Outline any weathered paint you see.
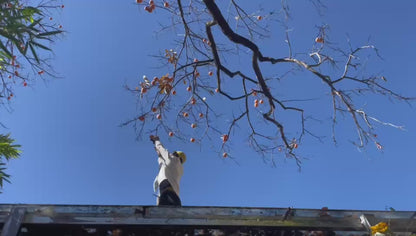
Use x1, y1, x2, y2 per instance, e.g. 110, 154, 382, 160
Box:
0, 204, 415, 234
1, 208, 25, 236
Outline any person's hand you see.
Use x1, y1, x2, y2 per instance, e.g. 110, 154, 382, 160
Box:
150, 135, 160, 143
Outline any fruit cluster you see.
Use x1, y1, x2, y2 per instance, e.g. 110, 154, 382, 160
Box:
137, 0, 170, 12
165, 49, 178, 64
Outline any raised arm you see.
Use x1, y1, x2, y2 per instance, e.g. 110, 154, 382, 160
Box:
150, 135, 168, 163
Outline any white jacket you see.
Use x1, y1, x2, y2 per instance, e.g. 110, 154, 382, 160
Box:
153, 140, 183, 197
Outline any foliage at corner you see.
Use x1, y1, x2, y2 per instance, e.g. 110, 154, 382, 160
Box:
0, 133, 20, 190
125, 0, 413, 167
0, 0, 64, 103
0, 0, 63, 191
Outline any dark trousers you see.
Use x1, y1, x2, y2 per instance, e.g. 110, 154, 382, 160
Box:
158, 180, 182, 206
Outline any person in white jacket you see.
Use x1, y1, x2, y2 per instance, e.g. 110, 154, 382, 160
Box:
150, 135, 186, 206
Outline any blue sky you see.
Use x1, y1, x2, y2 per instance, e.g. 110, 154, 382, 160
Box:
1, 1, 415, 211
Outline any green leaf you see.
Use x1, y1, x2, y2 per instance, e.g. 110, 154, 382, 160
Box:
0, 41, 12, 59
21, 7, 41, 22
0, 166, 11, 188
0, 133, 21, 161
29, 43, 39, 63
29, 18, 42, 28
0, 134, 21, 191
37, 30, 63, 37
30, 41, 51, 51
22, 41, 29, 55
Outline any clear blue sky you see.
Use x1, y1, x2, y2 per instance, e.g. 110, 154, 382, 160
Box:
1, 1, 415, 211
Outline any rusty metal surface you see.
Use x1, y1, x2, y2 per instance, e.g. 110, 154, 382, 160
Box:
0, 204, 415, 234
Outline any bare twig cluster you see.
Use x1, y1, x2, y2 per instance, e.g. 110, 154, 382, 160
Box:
125, 0, 413, 166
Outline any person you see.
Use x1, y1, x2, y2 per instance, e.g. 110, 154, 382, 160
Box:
150, 135, 186, 206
